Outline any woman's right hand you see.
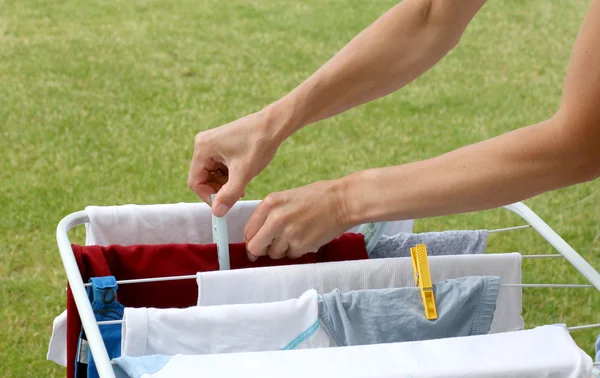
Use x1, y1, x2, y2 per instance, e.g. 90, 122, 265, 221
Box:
188, 109, 284, 217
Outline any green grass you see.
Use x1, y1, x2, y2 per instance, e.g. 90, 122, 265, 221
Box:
1, 0, 599, 376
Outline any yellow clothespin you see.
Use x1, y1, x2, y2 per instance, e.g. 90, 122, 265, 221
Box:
410, 244, 438, 320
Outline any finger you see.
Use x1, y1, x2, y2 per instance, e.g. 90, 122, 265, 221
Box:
265, 236, 289, 260
188, 165, 212, 203
246, 217, 280, 258
287, 244, 313, 259
189, 158, 227, 203
201, 170, 243, 207
246, 251, 258, 262
243, 200, 271, 242
192, 172, 229, 206
195, 184, 217, 205
213, 165, 249, 217
188, 154, 222, 203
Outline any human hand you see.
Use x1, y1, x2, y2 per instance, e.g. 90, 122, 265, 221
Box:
188, 110, 283, 216
244, 179, 353, 260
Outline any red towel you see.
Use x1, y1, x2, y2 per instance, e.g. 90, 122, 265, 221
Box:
66, 233, 367, 377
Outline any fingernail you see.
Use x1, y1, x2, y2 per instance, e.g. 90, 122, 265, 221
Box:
215, 204, 229, 217
247, 251, 258, 262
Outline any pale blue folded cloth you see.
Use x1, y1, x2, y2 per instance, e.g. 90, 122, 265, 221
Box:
319, 276, 500, 346
596, 332, 600, 362
369, 230, 488, 259
113, 355, 172, 378
594, 332, 600, 377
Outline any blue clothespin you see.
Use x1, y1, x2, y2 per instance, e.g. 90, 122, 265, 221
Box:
211, 194, 230, 270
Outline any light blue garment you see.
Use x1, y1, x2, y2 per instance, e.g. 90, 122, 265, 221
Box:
319, 276, 499, 347
596, 332, 600, 362
357, 222, 388, 254
584, 326, 599, 377
113, 355, 173, 378
369, 230, 488, 259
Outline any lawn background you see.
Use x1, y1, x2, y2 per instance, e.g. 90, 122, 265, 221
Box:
1, 0, 599, 376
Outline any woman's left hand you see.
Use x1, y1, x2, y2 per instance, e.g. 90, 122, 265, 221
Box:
244, 179, 352, 260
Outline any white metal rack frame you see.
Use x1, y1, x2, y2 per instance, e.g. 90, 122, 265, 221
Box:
56, 201, 600, 378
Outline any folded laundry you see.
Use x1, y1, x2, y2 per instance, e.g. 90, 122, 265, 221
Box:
369, 230, 488, 259
319, 276, 499, 346
120, 289, 329, 357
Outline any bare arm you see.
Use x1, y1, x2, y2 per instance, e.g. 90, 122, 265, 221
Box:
340, 0, 600, 225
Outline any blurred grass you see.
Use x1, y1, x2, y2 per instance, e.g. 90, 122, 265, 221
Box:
0, 0, 598, 376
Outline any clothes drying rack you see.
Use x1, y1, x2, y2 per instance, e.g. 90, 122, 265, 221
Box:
56, 201, 600, 378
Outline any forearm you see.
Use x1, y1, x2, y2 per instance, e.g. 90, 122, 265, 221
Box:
340, 117, 598, 224
264, 0, 485, 142
340, 0, 600, 225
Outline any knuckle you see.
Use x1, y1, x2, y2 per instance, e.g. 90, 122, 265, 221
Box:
193, 133, 203, 146
282, 225, 295, 240
267, 192, 284, 206
194, 131, 213, 149
262, 193, 276, 208
270, 211, 286, 229
187, 178, 196, 190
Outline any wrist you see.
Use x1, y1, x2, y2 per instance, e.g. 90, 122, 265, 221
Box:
338, 168, 406, 227
334, 171, 372, 229
259, 95, 305, 145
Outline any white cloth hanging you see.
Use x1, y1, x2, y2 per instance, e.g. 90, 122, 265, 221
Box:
197, 253, 524, 334
47, 311, 68, 366
84, 201, 414, 246
84, 201, 260, 246
112, 325, 592, 378
121, 289, 330, 357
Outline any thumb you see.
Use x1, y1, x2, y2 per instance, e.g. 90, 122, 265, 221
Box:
212, 167, 248, 217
